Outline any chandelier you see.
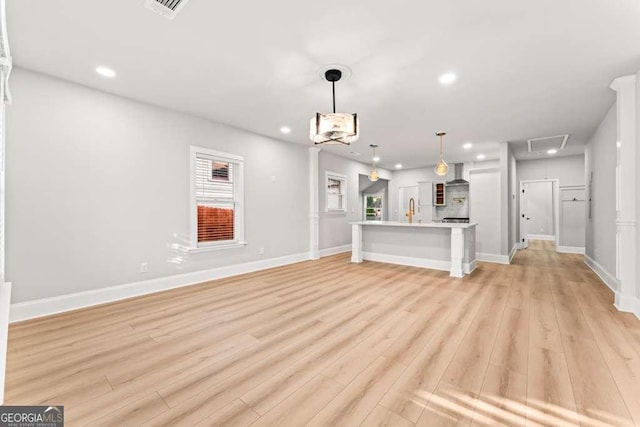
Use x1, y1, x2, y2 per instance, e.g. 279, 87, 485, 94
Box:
369, 144, 379, 181
310, 69, 359, 145
434, 131, 449, 176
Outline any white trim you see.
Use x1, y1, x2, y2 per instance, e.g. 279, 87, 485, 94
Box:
476, 252, 510, 265
187, 241, 248, 253
527, 234, 556, 241
325, 170, 348, 213
189, 145, 245, 251
0, 282, 10, 404
584, 254, 619, 294
10, 252, 311, 323
362, 251, 474, 275
309, 148, 320, 260
556, 246, 585, 254
509, 244, 519, 262
319, 244, 352, 257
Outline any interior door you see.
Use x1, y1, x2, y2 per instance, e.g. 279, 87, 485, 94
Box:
520, 183, 529, 249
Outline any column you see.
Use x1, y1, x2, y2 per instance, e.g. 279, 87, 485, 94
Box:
610, 75, 638, 313
309, 147, 320, 260
351, 224, 362, 263
450, 227, 464, 278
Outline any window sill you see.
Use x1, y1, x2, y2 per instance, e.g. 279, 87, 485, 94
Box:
325, 210, 347, 214
188, 241, 248, 253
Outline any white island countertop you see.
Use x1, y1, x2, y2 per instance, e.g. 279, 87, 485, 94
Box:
350, 220, 477, 229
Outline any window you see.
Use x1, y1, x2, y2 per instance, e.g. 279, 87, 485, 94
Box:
190, 146, 245, 251
325, 171, 347, 213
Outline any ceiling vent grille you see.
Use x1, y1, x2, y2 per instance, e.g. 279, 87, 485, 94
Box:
144, 0, 190, 20
527, 134, 569, 153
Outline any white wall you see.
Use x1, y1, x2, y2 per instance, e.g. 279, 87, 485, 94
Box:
388, 160, 499, 222
318, 150, 390, 250
6, 68, 310, 304
516, 154, 585, 247
585, 104, 617, 281
508, 147, 518, 253
469, 168, 502, 259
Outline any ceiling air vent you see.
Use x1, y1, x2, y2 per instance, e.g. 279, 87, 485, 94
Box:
144, 0, 190, 20
527, 134, 569, 153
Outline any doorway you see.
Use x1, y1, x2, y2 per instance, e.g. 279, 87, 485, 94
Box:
519, 180, 559, 249
363, 193, 384, 221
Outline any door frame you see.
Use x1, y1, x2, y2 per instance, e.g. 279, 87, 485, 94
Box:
519, 179, 560, 250
363, 192, 385, 221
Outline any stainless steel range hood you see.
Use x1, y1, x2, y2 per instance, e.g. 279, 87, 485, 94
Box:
446, 163, 469, 186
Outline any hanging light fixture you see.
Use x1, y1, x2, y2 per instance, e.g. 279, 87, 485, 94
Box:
369, 144, 379, 181
434, 131, 449, 176
310, 69, 359, 145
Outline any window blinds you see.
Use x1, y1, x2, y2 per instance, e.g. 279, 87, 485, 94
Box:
195, 155, 235, 243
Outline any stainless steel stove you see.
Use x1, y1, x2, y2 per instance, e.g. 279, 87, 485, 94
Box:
441, 217, 470, 223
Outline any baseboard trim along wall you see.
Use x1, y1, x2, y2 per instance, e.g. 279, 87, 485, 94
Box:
362, 252, 476, 275
0, 282, 11, 404
527, 234, 556, 241
557, 246, 585, 254
476, 252, 510, 265
509, 244, 520, 263
319, 244, 352, 257
614, 294, 640, 320
10, 252, 313, 323
584, 254, 619, 294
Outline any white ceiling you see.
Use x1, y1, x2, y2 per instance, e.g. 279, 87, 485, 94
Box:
7, 0, 640, 169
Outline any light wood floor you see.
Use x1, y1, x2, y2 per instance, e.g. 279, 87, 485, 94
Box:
7, 242, 640, 426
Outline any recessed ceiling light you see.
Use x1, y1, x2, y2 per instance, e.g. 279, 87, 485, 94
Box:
95, 66, 116, 78
547, 149, 557, 155
439, 73, 456, 85
395, 164, 403, 169
463, 142, 473, 149
476, 154, 486, 160
373, 156, 380, 162
616, 141, 621, 148
280, 126, 291, 134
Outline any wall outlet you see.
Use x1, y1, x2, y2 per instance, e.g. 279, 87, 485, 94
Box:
140, 262, 148, 273
259, 247, 265, 255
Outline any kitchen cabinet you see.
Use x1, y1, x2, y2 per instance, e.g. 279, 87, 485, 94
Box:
434, 182, 446, 206
417, 181, 433, 206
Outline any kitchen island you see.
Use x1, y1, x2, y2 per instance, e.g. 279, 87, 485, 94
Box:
350, 221, 477, 277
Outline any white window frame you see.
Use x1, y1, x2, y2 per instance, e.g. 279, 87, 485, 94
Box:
325, 171, 347, 213
189, 146, 246, 252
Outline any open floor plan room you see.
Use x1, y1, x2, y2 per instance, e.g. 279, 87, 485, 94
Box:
7, 246, 640, 426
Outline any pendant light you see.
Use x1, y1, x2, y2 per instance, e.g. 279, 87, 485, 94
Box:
434, 131, 449, 176
310, 69, 359, 145
369, 144, 379, 181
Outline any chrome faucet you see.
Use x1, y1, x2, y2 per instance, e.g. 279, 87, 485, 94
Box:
406, 197, 415, 224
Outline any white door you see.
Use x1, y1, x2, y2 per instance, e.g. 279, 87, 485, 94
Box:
520, 181, 555, 248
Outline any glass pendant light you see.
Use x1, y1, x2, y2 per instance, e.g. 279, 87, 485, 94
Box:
310, 69, 359, 145
369, 144, 379, 181
434, 131, 449, 176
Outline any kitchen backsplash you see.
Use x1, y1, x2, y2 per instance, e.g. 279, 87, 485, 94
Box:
436, 185, 469, 219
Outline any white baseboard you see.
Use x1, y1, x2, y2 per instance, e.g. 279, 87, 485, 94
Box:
527, 234, 556, 241
584, 254, 619, 294
0, 282, 11, 404
557, 246, 585, 254
509, 244, 519, 263
476, 252, 510, 265
319, 244, 352, 257
614, 293, 640, 320
362, 251, 475, 275
10, 252, 312, 323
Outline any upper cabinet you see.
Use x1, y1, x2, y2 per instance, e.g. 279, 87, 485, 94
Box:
418, 181, 433, 206
434, 182, 446, 206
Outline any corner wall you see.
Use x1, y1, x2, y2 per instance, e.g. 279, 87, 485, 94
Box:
7, 68, 310, 312
584, 104, 617, 286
